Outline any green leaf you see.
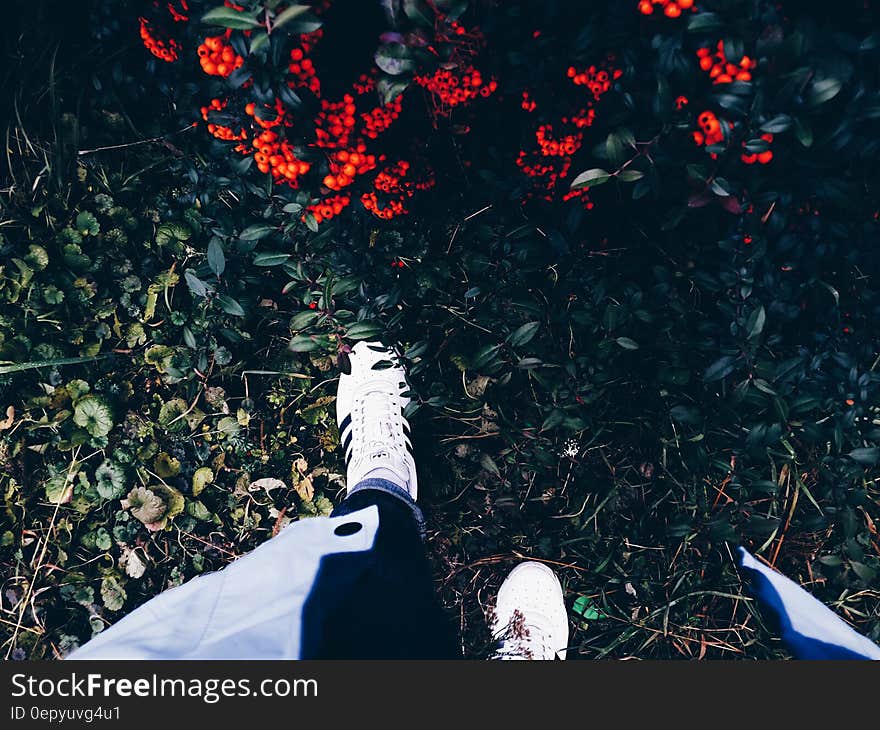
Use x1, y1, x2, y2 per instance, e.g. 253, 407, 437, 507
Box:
239, 223, 274, 241
95, 461, 126, 500
192, 467, 214, 497
403, 0, 434, 27
346, 321, 384, 340
760, 115, 792, 133
743, 138, 771, 154
158, 397, 188, 431
377, 76, 411, 105
471, 343, 503, 370
271, 5, 310, 30
746, 305, 766, 340
249, 31, 270, 54
375, 45, 416, 76
687, 12, 723, 32
848, 447, 879, 465
290, 310, 319, 331
572, 595, 605, 621
703, 355, 737, 382
507, 321, 541, 347
794, 117, 813, 147
217, 294, 246, 317
73, 395, 114, 438
201, 6, 261, 29
752, 379, 777, 396
615, 337, 640, 350
187, 500, 214, 522
290, 334, 321, 352
207, 238, 226, 277
541, 409, 565, 431
253, 252, 291, 266
155, 221, 192, 246
516, 357, 543, 369
808, 78, 842, 106
75, 211, 100, 236
605, 132, 625, 167
0, 355, 106, 375
185, 271, 210, 298
154, 452, 181, 479
100, 574, 126, 612
331, 276, 360, 295
570, 168, 610, 189
617, 169, 644, 183
849, 561, 877, 583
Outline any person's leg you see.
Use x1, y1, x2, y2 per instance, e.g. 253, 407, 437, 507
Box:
299, 342, 459, 658
299, 485, 458, 659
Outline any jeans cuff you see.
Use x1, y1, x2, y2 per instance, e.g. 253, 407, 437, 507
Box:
348, 478, 425, 537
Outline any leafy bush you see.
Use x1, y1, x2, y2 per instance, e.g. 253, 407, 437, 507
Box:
1, 0, 879, 659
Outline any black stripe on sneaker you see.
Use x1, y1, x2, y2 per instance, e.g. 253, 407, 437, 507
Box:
342, 431, 353, 460
339, 413, 352, 436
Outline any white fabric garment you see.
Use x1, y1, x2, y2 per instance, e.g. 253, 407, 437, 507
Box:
738, 547, 880, 659
67, 506, 380, 660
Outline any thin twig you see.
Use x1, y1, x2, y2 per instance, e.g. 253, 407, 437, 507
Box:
77, 123, 197, 156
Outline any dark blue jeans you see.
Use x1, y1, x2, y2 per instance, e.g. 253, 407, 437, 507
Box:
299, 485, 460, 659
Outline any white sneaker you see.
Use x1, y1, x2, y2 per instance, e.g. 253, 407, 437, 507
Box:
491, 562, 569, 660
336, 341, 417, 499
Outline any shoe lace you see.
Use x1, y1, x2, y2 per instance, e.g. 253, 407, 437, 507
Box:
354, 386, 401, 461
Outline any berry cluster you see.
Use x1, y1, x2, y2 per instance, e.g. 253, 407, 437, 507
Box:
353, 72, 377, 96
198, 35, 244, 77
535, 124, 582, 157
697, 42, 755, 84
166, 0, 189, 22
567, 65, 621, 101
200, 98, 248, 142
741, 133, 774, 165
169, 6, 470, 225
288, 47, 320, 95
304, 194, 352, 225
692, 110, 737, 159
139, 17, 181, 62
314, 95, 358, 149
517, 60, 618, 207
561, 187, 595, 210
322, 147, 379, 192
415, 67, 498, 119
433, 18, 486, 60
516, 150, 572, 200
360, 96, 403, 139
563, 108, 597, 129
252, 129, 311, 185
637, 0, 695, 17
244, 98, 292, 132
361, 161, 435, 220
692, 110, 728, 147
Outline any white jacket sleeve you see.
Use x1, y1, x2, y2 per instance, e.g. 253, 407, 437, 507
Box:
67, 505, 380, 660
